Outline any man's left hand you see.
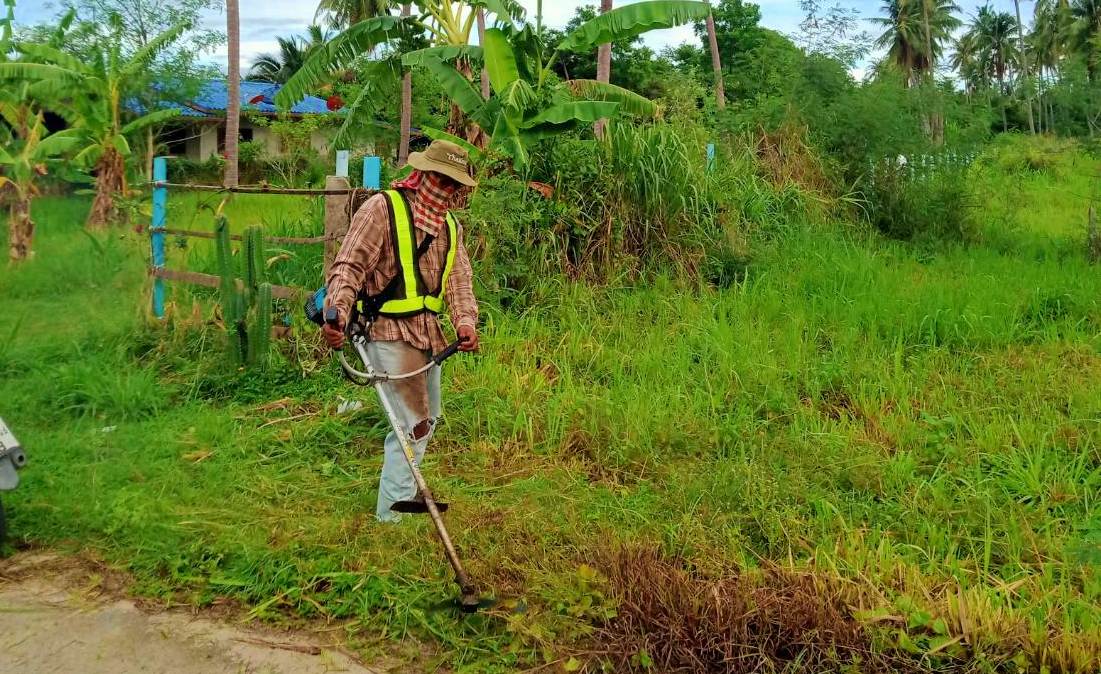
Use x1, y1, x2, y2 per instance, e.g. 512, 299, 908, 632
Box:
457, 324, 479, 352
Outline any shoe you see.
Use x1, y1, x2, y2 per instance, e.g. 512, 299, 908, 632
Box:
391, 492, 449, 514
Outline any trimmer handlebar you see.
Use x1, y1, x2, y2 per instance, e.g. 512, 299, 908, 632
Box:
325, 308, 467, 385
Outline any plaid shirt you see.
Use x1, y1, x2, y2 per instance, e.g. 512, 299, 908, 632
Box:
326, 191, 478, 353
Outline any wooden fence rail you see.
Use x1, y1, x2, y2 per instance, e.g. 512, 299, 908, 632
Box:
149, 154, 381, 318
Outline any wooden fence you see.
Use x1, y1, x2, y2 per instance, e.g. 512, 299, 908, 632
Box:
148, 152, 382, 318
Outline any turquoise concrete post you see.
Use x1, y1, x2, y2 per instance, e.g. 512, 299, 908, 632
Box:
151, 156, 167, 319
706, 143, 716, 173
363, 156, 381, 189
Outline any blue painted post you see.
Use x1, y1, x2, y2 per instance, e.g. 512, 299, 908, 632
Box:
363, 156, 381, 189
335, 150, 349, 178
706, 143, 716, 173
151, 156, 167, 319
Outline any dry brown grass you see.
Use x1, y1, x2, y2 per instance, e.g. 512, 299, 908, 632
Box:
589, 546, 913, 674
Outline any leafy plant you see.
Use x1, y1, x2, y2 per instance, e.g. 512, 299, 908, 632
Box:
0, 14, 187, 229
413, 1, 711, 169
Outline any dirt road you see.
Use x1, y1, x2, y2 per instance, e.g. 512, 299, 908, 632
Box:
0, 553, 384, 674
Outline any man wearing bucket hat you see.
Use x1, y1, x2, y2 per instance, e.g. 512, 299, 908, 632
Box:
323, 140, 479, 522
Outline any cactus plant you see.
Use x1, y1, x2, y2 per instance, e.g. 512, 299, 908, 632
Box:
214, 218, 273, 368
249, 282, 272, 365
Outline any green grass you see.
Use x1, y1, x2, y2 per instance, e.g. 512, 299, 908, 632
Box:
1, 137, 1100, 672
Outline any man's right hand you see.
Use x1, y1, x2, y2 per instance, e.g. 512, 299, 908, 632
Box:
323, 315, 346, 349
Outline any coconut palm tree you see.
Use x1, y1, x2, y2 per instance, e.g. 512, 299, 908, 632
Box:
226, 0, 240, 188
705, 0, 725, 110
1012, 0, 1036, 132
874, 0, 961, 85
249, 27, 331, 83
1031, 0, 1073, 129
959, 5, 1019, 129
316, 0, 393, 28
1072, 0, 1101, 79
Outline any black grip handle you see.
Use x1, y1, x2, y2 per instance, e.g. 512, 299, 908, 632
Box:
324, 308, 340, 327
432, 336, 469, 365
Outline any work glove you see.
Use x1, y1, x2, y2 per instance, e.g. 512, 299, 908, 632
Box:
323, 315, 346, 350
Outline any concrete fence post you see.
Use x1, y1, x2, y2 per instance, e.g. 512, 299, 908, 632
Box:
323, 175, 351, 276
363, 156, 381, 189
151, 156, 167, 319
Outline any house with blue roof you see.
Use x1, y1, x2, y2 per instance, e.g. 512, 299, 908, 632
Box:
156, 79, 345, 161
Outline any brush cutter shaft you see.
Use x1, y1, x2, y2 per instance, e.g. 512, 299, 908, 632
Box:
350, 340, 476, 597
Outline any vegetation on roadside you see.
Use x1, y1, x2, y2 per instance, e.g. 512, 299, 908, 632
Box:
3, 135, 1100, 673
3, 0, 1101, 672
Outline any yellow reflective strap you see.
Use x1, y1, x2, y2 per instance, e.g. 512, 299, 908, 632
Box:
428, 213, 459, 311
385, 190, 418, 302
380, 296, 426, 313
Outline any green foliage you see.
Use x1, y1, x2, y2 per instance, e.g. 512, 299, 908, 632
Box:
862, 159, 979, 241
4, 150, 1101, 670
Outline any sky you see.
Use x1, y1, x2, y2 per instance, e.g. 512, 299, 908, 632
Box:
13, 0, 1025, 77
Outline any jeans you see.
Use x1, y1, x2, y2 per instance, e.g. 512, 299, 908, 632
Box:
366, 340, 441, 522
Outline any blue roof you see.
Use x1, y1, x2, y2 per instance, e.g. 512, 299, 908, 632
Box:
155, 79, 337, 118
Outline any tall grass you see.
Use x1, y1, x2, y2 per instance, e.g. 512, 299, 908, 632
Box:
1, 136, 1100, 672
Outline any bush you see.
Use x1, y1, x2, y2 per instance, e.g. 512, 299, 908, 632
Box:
169, 155, 224, 184
982, 134, 1080, 177
862, 160, 978, 242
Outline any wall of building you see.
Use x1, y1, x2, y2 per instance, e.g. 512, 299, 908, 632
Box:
198, 125, 219, 161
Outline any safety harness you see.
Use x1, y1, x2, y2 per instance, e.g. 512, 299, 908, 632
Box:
306, 189, 458, 327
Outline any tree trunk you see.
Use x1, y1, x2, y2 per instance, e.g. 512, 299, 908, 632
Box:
398, 2, 412, 165
594, 0, 612, 139
477, 9, 490, 100
146, 127, 155, 180
706, 3, 725, 110
1013, 0, 1035, 134
224, 0, 241, 188
8, 196, 33, 263
87, 148, 126, 230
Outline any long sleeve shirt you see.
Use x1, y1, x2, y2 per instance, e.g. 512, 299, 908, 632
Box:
325, 192, 478, 353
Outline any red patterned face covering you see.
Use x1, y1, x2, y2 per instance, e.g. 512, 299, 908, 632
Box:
391, 170, 457, 235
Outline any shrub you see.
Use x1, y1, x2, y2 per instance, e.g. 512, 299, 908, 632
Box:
169, 155, 224, 184
862, 160, 978, 242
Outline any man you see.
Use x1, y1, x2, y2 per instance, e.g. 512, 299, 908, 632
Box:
323, 140, 479, 523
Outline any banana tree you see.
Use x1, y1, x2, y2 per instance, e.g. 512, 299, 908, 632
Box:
0, 17, 187, 229
0, 114, 80, 262
416, 0, 711, 169
276, 1, 525, 147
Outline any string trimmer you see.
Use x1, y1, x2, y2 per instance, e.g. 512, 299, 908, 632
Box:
309, 292, 488, 613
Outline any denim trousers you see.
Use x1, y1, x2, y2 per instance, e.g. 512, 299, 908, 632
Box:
366, 340, 441, 522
